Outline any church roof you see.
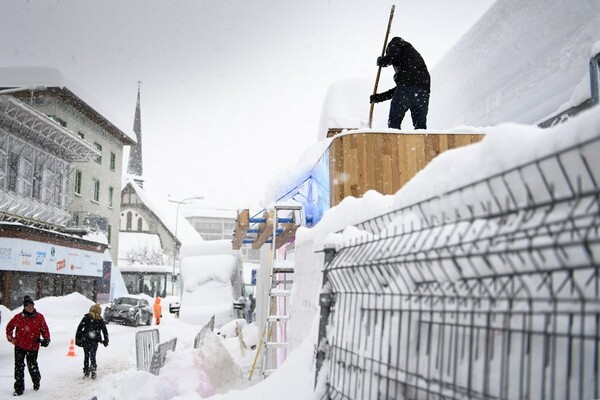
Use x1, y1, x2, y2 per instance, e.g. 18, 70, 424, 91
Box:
122, 179, 202, 245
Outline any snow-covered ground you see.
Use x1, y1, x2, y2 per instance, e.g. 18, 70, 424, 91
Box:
0, 293, 265, 400
2, 105, 599, 399
1, 0, 599, 398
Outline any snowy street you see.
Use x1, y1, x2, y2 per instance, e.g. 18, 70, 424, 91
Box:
0, 294, 270, 399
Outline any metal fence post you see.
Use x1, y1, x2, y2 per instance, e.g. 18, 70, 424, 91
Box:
590, 53, 600, 105
315, 245, 337, 389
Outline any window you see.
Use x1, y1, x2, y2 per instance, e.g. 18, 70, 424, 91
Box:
74, 170, 82, 195
126, 211, 132, 230
107, 224, 112, 244
48, 115, 67, 127
7, 152, 19, 192
195, 221, 223, 233
54, 172, 64, 207
92, 179, 100, 202
94, 142, 102, 164
110, 152, 116, 171
77, 132, 85, 140
137, 217, 143, 231
108, 186, 114, 208
32, 161, 43, 200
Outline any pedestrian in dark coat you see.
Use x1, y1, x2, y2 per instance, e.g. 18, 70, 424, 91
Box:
370, 37, 431, 130
75, 304, 109, 379
6, 295, 51, 396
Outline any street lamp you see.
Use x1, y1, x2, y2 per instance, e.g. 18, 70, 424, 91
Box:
169, 196, 204, 294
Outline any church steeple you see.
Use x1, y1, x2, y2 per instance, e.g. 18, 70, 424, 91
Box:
127, 81, 144, 187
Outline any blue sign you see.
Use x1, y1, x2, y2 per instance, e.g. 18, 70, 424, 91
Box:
251, 269, 257, 286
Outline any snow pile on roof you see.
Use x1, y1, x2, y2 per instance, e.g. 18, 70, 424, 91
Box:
81, 230, 109, 245
0, 66, 64, 88
428, 0, 600, 128
262, 137, 333, 205
317, 78, 392, 139
316, 0, 599, 138
0, 66, 135, 142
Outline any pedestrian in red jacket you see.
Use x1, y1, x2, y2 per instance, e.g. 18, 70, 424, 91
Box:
6, 295, 50, 396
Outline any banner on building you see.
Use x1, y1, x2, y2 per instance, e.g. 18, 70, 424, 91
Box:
0, 238, 104, 277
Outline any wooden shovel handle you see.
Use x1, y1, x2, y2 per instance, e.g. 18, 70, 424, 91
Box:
368, 5, 395, 128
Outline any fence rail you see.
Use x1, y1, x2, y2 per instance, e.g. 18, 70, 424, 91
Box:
194, 315, 215, 349
318, 130, 600, 399
136, 329, 159, 372
150, 337, 178, 375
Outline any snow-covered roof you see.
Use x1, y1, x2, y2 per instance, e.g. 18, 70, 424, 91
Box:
0, 66, 64, 87
317, 0, 600, 137
118, 262, 172, 274
317, 78, 392, 139
118, 231, 162, 260
125, 179, 202, 245
0, 66, 136, 144
428, 0, 600, 128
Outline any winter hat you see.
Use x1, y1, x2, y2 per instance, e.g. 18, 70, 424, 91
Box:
23, 295, 34, 307
89, 304, 102, 320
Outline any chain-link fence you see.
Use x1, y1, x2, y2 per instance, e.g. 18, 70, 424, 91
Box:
317, 131, 600, 399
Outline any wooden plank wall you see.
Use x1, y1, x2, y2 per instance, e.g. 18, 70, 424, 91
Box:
329, 132, 484, 207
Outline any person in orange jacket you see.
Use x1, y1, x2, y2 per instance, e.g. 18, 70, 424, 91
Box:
153, 297, 162, 325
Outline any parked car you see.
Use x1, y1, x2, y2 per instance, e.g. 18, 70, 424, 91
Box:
169, 301, 180, 317
104, 296, 152, 326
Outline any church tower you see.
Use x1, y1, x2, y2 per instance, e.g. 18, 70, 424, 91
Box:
127, 82, 144, 187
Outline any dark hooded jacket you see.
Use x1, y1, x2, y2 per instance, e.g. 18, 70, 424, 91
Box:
379, 37, 430, 90
75, 313, 108, 346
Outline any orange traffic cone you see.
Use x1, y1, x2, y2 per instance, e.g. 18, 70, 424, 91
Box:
66, 339, 77, 357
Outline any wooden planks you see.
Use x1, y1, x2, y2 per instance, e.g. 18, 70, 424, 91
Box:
232, 209, 250, 250
252, 210, 274, 250
328, 132, 484, 207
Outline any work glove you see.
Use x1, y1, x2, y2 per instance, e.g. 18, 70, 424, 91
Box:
370, 93, 387, 103
377, 56, 392, 68
37, 338, 50, 347
103, 340, 109, 347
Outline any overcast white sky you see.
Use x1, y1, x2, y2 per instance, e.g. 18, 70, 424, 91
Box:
0, 0, 495, 209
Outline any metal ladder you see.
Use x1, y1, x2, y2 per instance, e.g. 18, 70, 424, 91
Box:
260, 204, 302, 379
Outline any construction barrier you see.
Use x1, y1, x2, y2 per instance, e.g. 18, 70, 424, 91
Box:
135, 329, 159, 372
194, 315, 215, 349
149, 338, 178, 376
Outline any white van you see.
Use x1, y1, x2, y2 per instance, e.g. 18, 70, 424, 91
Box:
171, 240, 243, 327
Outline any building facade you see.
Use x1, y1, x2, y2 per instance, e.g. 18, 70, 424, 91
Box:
185, 209, 260, 263
0, 95, 111, 308
119, 181, 203, 296
7, 83, 135, 264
